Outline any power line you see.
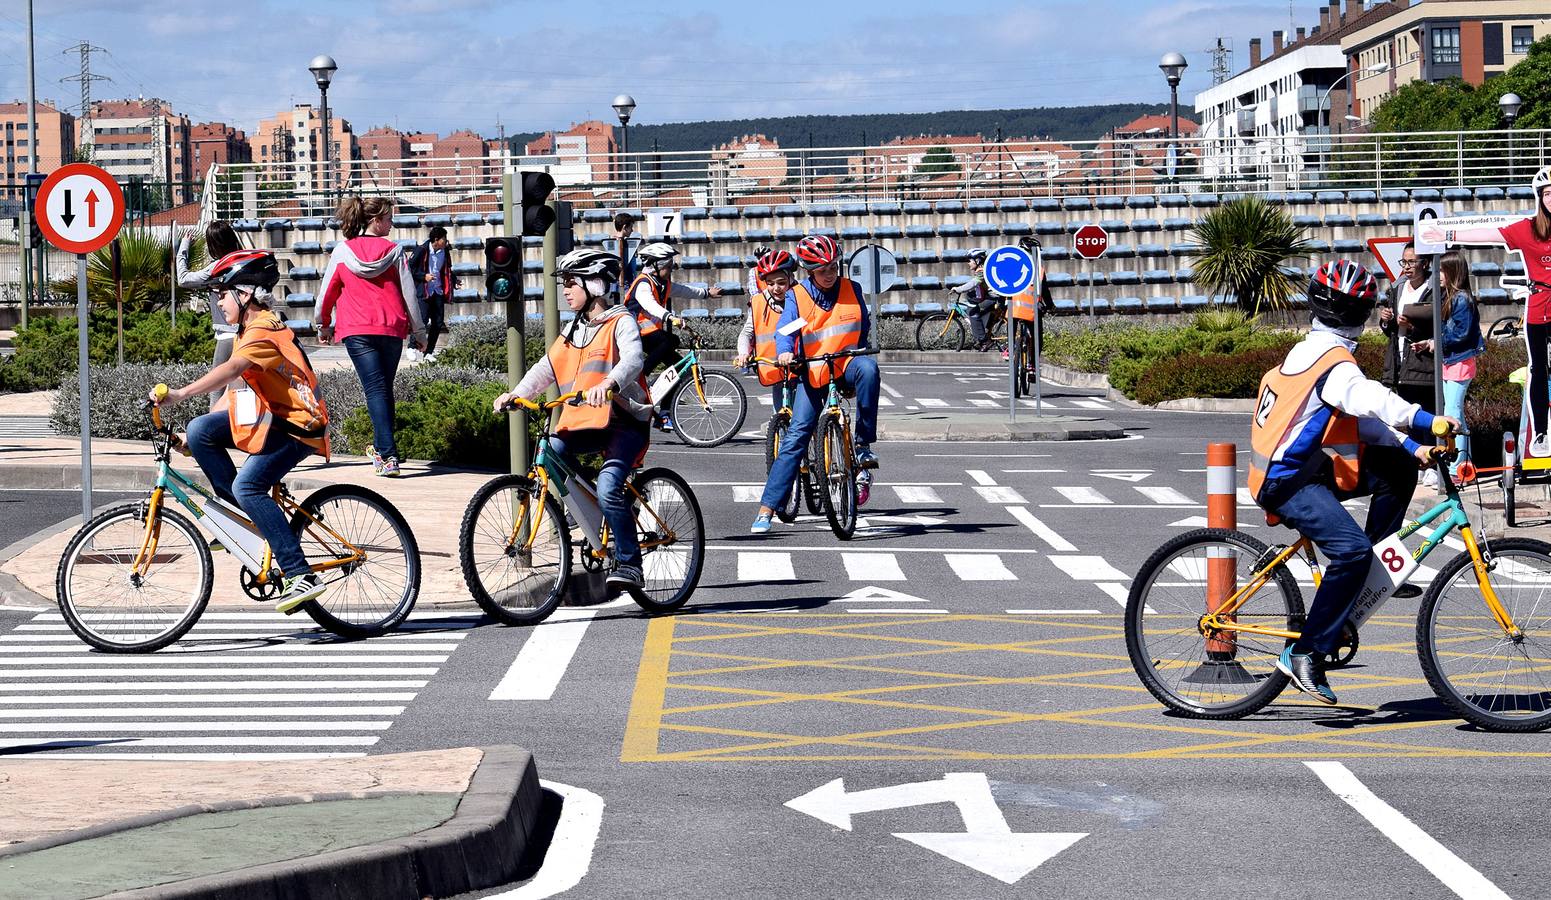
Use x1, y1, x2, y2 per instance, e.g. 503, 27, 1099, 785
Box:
60, 41, 110, 156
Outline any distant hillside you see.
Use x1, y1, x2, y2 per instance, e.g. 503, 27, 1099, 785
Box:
510, 103, 1178, 152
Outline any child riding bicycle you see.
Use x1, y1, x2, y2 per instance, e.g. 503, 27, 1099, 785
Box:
148, 250, 332, 614
1250, 260, 1458, 705
734, 249, 803, 411
950, 248, 1001, 352
492, 248, 654, 592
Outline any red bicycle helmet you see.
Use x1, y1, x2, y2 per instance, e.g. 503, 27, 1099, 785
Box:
208, 250, 279, 291
756, 249, 798, 278
1308, 259, 1378, 328
794, 234, 839, 269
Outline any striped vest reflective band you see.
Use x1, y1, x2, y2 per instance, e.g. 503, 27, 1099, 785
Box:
1248, 345, 1362, 504
793, 279, 863, 388
751, 293, 787, 386
229, 313, 330, 460
626, 273, 668, 337
1009, 288, 1038, 323
547, 316, 645, 434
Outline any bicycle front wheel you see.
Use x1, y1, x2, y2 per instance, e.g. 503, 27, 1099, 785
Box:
459, 474, 571, 626
1487, 315, 1523, 343
818, 416, 858, 540
56, 504, 213, 652
1125, 528, 1303, 719
1417, 538, 1551, 731
628, 467, 705, 613
915, 313, 965, 352
766, 414, 802, 524
672, 369, 747, 448
291, 484, 420, 639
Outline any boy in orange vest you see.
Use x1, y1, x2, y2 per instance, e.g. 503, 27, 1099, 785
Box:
150, 251, 331, 613
1250, 260, 1456, 704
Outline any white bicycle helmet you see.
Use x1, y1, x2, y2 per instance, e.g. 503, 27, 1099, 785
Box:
968, 248, 989, 265
635, 242, 680, 269
1534, 165, 1551, 194
555, 248, 621, 283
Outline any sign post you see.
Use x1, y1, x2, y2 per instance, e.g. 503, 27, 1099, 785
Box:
1073, 224, 1109, 322
846, 244, 901, 325
35, 164, 126, 521
984, 244, 1039, 423
1413, 202, 1447, 418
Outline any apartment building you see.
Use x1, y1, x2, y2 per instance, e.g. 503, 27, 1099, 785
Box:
253, 104, 356, 193
524, 121, 617, 185
0, 101, 75, 192
79, 98, 196, 204
189, 122, 250, 182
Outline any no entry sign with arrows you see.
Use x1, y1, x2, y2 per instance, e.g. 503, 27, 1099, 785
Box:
36, 163, 124, 255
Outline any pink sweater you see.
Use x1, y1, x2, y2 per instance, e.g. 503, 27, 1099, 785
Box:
318, 236, 426, 341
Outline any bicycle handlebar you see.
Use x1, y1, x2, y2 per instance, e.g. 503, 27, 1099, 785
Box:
503, 389, 609, 412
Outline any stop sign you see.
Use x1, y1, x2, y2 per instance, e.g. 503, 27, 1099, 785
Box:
1074, 224, 1109, 260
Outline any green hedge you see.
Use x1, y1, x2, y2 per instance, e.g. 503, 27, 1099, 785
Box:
51, 362, 213, 440
0, 310, 215, 394
342, 379, 510, 470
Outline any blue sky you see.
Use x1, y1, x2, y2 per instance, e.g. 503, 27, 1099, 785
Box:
3, 1, 1303, 137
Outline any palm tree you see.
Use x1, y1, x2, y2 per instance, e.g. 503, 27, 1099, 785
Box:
49, 226, 205, 313
1190, 197, 1314, 318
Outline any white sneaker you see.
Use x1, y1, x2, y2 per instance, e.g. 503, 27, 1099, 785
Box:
1422, 468, 1441, 490
1532, 433, 1551, 457
406, 348, 424, 362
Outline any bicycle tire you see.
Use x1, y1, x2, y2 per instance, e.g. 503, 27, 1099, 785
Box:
1125, 528, 1303, 719
1504, 445, 1517, 529
817, 416, 858, 540
1012, 322, 1033, 398
766, 414, 802, 524
290, 484, 420, 639
56, 504, 213, 653
627, 467, 705, 613
915, 313, 965, 352
671, 369, 747, 448
1487, 315, 1523, 343
1416, 538, 1551, 731
458, 474, 571, 626
803, 429, 825, 515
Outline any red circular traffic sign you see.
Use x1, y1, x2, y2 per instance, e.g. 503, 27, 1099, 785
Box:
1073, 225, 1110, 260
35, 163, 125, 255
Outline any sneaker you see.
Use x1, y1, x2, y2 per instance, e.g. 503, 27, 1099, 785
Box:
1533, 433, 1551, 457
1001, 349, 1010, 362
857, 471, 873, 507
855, 446, 879, 470
654, 414, 675, 433
366, 445, 384, 476
750, 512, 773, 534
1276, 647, 1337, 705
379, 456, 401, 478
606, 565, 644, 590
424, 352, 438, 364
275, 573, 326, 615
1421, 468, 1441, 490
1393, 584, 1423, 599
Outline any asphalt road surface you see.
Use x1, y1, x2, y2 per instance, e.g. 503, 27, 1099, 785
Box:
3, 366, 1545, 899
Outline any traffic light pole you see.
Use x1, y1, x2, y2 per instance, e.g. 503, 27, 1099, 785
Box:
542, 199, 560, 399
501, 172, 528, 475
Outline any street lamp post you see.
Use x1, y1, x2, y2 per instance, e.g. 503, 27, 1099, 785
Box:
1318, 62, 1388, 186
612, 94, 636, 201
1501, 92, 1523, 181
309, 55, 338, 205
1159, 53, 1187, 189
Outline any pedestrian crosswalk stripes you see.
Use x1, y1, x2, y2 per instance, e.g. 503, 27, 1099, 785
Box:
842, 552, 906, 581
945, 553, 1015, 580
1134, 486, 1193, 505
0, 416, 56, 438
1054, 486, 1107, 504
891, 485, 943, 504
738, 551, 796, 582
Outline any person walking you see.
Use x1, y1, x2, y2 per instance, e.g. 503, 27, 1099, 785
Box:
1408, 250, 1485, 484
317, 196, 427, 478
1375, 242, 1436, 412
176, 221, 244, 404
409, 226, 452, 359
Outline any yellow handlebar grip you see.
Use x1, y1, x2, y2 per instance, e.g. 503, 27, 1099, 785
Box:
1432, 418, 1451, 437
153, 383, 169, 401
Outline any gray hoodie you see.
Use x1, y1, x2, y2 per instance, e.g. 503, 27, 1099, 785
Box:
513, 304, 651, 422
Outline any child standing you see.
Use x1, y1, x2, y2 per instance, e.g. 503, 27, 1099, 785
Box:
1408, 250, 1485, 482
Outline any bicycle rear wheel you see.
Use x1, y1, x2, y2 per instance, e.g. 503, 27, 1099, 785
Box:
55, 504, 213, 652
817, 416, 858, 540
1487, 315, 1523, 343
766, 414, 802, 524
628, 467, 705, 613
1417, 538, 1551, 731
916, 313, 965, 351
290, 484, 420, 639
459, 474, 571, 626
1125, 528, 1303, 719
672, 369, 747, 448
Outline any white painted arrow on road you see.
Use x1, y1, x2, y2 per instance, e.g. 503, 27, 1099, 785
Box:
1092, 471, 1150, 482
786, 773, 1087, 884
856, 514, 948, 529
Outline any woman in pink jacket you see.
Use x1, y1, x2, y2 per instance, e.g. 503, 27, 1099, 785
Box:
317, 196, 427, 477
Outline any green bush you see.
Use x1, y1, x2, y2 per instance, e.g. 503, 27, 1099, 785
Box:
342, 379, 510, 470
2, 310, 215, 394
51, 362, 211, 440
1132, 347, 1289, 405
317, 364, 506, 456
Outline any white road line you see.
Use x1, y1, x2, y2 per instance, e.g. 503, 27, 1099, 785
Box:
1236, 487, 1254, 505
732, 485, 764, 502
0, 635, 461, 645
1005, 609, 1102, 615
1002, 469, 1067, 473
1096, 583, 1132, 607
1305, 761, 1512, 900
0, 721, 393, 732
489, 610, 597, 701
1070, 399, 1110, 410
0, 643, 463, 653
881, 382, 904, 398
1006, 506, 1077, 552
878, 396, 895, 407
974, 486, 1027, 504
947, 554, 1016, 580
968, 398, 998, 408
739, 551, 796, 582
1136, 486, 1193, 505
1039, 504, 1208, 510
842, 553, 906, 581
1049, 556, 1130, 581
707, 544, 1043, 555
0, 752, 368, 761
1054, 486, 1110, 505
3, 667, 441, 677
919, 398, 948, 408
0, 654, 448, 665
967, 469, 998, 486
0, 693, 417, 704
0, 706, 406, 718
486, 780, 604, 900
0, 737, 379, 748
892, 485, 944, 504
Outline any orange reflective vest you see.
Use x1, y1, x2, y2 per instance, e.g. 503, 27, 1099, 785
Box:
793, 279, 864, 388
547, 315, 650, 434
751, 292, 787, 387
1248, 346, 1362, 504
1009, 288, 1038, 323
626, 273, 668, 337
228, 313, 329, 459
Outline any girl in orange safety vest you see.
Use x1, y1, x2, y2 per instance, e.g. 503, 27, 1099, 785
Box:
493, 248, 654, 592
150, 250, 332, 615
734, 249, 803, 410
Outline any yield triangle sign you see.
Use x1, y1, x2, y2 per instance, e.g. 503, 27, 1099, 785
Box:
1168, 516, 1209, 527
841, 586, 929, 603
1093, 472, 1149, 483
893, 832, 1087, 884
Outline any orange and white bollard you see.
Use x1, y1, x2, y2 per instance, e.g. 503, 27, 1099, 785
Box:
1206, 442, 1238, 657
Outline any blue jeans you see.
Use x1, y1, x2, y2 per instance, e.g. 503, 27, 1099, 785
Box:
1265, 444, 1417, 657
759, 356, 880, 510
185, 412, 316, 580
1443, 378, 1471, 470
344, 334, 403, 460
549, 420, 649, 570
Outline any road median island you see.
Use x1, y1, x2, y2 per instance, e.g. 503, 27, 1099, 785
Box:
0, 746, 543, 900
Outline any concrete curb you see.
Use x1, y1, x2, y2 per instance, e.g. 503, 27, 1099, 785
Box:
1041, 361, 1254, 412
0, 496, 162, 611
0, 746, 544, 900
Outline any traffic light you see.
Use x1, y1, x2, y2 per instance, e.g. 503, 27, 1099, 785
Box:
484, 237, 522, 307
518, 170, 555, 236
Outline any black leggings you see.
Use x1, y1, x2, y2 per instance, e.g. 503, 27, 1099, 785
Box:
641, 330, 683, 375
1530, 322, 1550, 437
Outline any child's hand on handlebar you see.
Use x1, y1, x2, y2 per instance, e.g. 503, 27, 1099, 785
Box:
776, 352, 796, 368
492, 391, 518, 414
583, 384, 611, 407
1432, 416, 1462, 437
148, 384, 180, 407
